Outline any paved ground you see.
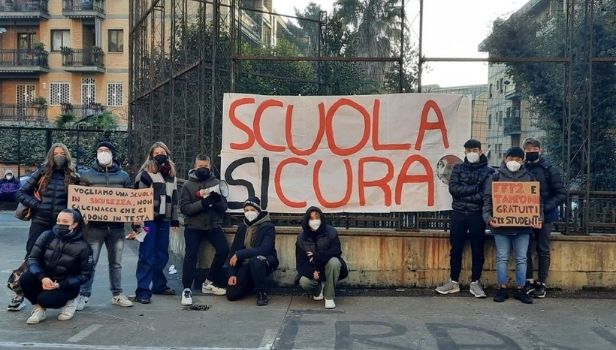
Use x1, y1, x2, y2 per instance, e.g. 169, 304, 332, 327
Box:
1, 211, 616, 349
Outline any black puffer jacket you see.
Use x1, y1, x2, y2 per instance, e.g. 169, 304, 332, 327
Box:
525, 157, 566, 222
180, 169, 227, 230
228, 212, 278, 276
449, 154, 495, 213
80, 160, 132, 229
27, 226, 93, 289
296, 207, 348, 281
17, 167, 79, 226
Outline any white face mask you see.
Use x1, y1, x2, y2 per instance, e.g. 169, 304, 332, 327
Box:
244, 211, 259, 222
506, 160, 522, 172
309, 219, 321, 231
97, 151, 113, 166
5, 175, 13, 180
466, 152, 480, 163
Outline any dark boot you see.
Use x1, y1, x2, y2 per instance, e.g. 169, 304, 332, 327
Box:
256, 292, 269, 306
514, 289, 533, 304
493, 288, 509, 302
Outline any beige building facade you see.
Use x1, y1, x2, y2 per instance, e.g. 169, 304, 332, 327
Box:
0, 0, 128, 126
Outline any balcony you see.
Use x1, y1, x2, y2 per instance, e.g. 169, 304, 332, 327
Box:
0, 103, 47, 124
61, 47, 105, 73
0, 49, 49, 75
0, 0, 48, 23
61, 102, 105, 119
62, 0, 104, 19
503, 117, 521, 135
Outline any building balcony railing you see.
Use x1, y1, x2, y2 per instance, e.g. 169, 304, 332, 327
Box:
60, 47, 105, 73
61, 102, 105, 118
0, 49, 49, 73
0, 103, 47, 124
62, 0, 104, 19
503, 116, 522, 135
0, 0, 48, 22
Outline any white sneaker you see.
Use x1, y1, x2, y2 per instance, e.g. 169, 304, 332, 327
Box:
313, 283, 324, 301
181, 288, 193, 306
75, 295, 89, 311
112, 294, 134, 307
325, 299, 336, 309
202, 280, 226, 296
26, 305, 46, 324
57, 299, 76, 321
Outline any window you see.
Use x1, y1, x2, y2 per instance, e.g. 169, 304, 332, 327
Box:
107, 83, 123, 106
51, 30, 70, 51
108, 29, 124, 53
16, 85, 36, 106
81, 78, 96, 105
18, 33, 36, 49
50, 83, 71, 106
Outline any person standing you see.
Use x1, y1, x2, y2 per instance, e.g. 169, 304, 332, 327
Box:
483, 147, 541, 304
179, 154, 229, 306
296, 206, 348, 309
20, 209, 93, 324
0, 169, 20, 201
11, 143, 79, 311
226, 197, 278, 306
523, 138, 566, 298
133, 141, 179, 304
74, 141, 133, 310
436, 139, 494, 298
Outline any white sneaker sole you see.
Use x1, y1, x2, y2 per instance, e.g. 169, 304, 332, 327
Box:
7, 303, 25, 312
470, 289, 487, 298
181, 300, 193, 306
202, 289, 226, 296
435, 288, 460, 295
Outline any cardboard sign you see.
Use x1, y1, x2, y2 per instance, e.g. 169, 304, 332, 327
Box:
221, 93, 472, 213
68, 185, 154, 222
492, 181, 541, 227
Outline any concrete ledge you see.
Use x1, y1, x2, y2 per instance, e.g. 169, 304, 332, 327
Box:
169, 226, 616, 290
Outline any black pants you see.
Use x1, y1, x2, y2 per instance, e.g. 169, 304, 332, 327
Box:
20, 271, 80, 309
526, 222, 552, 283
226, 257, 271, 301
449, 210, 486, 282
182, 227, 229, 288
26, 221, 53, 258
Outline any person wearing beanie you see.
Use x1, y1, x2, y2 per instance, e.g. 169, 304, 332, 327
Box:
179, 154, 229, 306
0, 169, 20, 201
296, 206, 348, 309
226, 196, 279, 306
436, 139, 494, 298
74, 141, 134, 311
522, 138, 566, 299
483, 146, 542, 305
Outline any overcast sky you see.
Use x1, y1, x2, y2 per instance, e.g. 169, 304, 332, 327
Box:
273, 0, 529, 87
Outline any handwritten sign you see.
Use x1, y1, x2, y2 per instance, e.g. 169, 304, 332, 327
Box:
221, 93, 472, 212
492, 181, 541, 227
68, 185, 154, 222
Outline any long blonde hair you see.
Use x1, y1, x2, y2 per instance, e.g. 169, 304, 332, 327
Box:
139, 141, 177, 178
40, 143, 78, 191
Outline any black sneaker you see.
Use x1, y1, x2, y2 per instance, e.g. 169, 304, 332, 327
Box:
514, 289, 533, 304
532, 282, 546, 298
135, 297, 151, 304
524, 281, 535, 295
493, 288, 509, 302
7, 295, 25, 311
256, 292, 269, 306
153, 287, 176, 296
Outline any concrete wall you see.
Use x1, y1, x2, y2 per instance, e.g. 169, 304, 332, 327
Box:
169, 227, 616, 290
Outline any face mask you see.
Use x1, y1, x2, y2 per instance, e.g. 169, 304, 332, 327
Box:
154, 154, 168, 165
53, 155, 67, 169
54, 224, 72, 236
466, 152, 480, 164
525, 152, 540, 162
309, 219, 321, 231
506, 160, 522, 172
5, 175, 13, 180
97, 151, 113, 166
244, 211, 259, 222
195, 167, 211, 180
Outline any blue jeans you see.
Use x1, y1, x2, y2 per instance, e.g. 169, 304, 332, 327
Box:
136, 220, 170, 299
80, 224, 125, 297
494, 233, 530, 287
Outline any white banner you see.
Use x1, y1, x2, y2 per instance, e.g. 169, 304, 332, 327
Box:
221, 93, 471, 213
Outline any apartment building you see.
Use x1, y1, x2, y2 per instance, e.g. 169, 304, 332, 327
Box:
0, 0, 128, 126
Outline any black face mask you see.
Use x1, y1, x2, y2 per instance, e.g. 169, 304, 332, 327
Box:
195, 167, 211, 180
525, 152, 540, 162
154, 154, 168, 165
54, 224, 72, 236
53, 155, 67, 169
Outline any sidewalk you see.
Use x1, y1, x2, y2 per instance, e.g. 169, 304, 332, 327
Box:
1, 212, 615, 350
